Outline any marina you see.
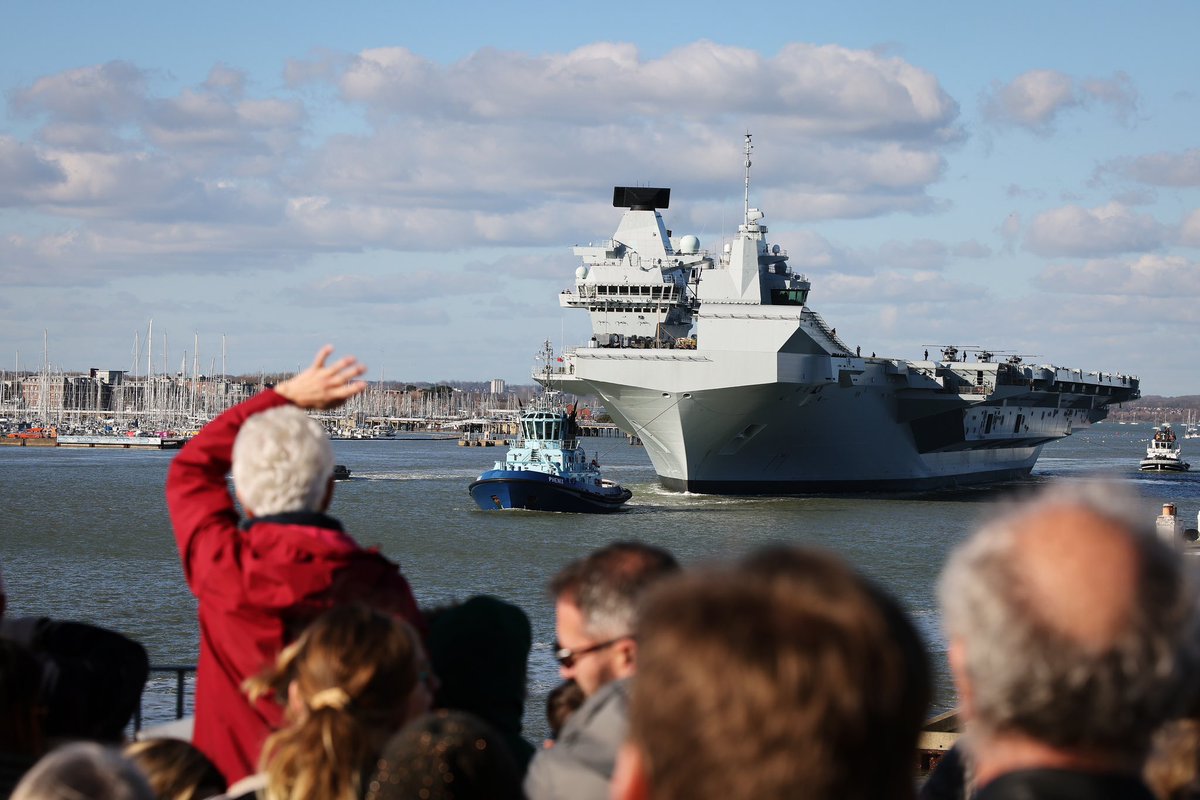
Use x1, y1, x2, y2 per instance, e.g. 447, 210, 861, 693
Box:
3, 422, 1197, 742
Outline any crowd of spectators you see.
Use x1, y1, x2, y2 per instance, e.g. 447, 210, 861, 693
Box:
3, 345, 1200, 800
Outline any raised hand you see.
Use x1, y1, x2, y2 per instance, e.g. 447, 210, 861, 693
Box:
274, 345, 369, 410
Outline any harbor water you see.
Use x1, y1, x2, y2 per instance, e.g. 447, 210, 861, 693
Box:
2, 422, 1198, 741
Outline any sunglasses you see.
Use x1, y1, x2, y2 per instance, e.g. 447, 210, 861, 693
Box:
553, 636, 626, 668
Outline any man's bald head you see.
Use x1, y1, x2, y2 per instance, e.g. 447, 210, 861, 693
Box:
940, 481, 1198, 757
1015, 505, 1139, 650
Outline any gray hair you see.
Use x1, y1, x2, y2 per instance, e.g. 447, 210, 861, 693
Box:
231, 405, 334, 516
12, 742, 154, 800
550, 541, 679, 638
939, 480, 1199, 755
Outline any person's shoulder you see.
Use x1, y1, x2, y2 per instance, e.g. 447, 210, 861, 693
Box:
529, 679, 629, 786
524, 738, 613, 800
977, 769, 1155, 800
214, 772, 267, 800
549, 679, 629, 748
570, 679, 629, 728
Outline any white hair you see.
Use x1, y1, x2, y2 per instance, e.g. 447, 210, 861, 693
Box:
231, 406, 334, 516
939, 480, 1199, 755
12, 742, 154, 800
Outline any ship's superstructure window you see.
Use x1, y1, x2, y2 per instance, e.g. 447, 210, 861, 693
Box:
769, 288, 809, 306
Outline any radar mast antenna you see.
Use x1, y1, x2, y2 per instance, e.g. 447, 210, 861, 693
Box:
743, 132, 753, 225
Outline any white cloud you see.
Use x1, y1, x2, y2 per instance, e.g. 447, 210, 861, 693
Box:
1036, 254, 1200, 297
10, 61, 147, 124
291, 271, 454, 304
982, 70, 1076, 132
775, 230, 871, 276
203, 64, 246, 95
953, 240, 991, 259
1105, 148, 1200, 188
0, 136, 65, 203
1180, 209, 1200, 246
876, 239, 949, 271
822, 269, 982, 304
464, 252, 564, 281
1024, 202, 1164, 257
1, 42, 963, 274
981, 69, 1139, 134
328, 41, 959, 139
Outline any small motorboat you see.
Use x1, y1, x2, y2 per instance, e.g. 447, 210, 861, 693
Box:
332, 464, 352, 481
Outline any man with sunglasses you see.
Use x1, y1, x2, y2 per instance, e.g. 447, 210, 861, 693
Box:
525, 540, 679, 800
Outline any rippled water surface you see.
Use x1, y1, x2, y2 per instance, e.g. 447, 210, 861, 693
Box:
2, 423, 1197, 737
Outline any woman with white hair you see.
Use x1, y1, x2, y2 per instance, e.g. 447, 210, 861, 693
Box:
166, 345, 425, 785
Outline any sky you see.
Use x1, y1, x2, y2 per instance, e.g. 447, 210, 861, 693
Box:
2, 1, 1198, 394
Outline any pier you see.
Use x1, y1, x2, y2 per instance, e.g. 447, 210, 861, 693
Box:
1, 434, 186, 449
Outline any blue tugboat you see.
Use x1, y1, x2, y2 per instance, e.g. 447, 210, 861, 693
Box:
469, 348, 632, 513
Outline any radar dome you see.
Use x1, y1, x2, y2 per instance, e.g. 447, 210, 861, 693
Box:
679, 234, 700, 254
771, 244, 780, 255
575, 266, 588, 280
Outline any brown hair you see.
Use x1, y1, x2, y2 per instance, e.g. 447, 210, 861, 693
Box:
365, 710, 522, 800
123, 738, 225, 800
246, 604, 423, 800
545, 680, 585, 740
629, 545, 931, 800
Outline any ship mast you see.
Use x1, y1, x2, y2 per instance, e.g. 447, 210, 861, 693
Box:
743, 132, 753, 225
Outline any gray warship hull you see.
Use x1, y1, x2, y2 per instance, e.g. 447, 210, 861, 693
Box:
560, 347, 1130, 494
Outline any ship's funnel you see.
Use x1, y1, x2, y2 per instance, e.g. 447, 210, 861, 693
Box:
613, 187, 670, 210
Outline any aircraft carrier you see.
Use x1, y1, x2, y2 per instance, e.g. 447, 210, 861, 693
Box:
542, 136, 1140, 493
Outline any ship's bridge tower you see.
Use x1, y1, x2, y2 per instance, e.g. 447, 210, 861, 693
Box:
561, 187, 704, 347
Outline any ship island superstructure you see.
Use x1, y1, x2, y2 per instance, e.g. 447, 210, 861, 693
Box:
542, 135, 1141, 493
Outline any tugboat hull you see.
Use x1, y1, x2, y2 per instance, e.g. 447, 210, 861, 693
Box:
469, 470, 632, 513
1139, 460, 1191, 472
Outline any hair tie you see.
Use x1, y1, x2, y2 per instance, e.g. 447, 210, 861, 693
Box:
308, 687, 350, 711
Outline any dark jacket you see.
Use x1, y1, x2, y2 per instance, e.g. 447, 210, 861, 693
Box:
976, 769, 1156, 800
0, 615, 148, 743
166, 388, 423, 784
427, 595, 535, 775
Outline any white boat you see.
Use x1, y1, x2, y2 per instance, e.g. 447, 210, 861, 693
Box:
1184, 411, 1199, 439
1140, 424, 1190, 472
539, 134, 1141, 494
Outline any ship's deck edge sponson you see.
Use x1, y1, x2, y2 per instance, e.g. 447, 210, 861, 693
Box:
661, 466, 1034, 495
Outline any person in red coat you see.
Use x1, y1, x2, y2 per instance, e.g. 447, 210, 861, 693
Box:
166, 345, 424, 784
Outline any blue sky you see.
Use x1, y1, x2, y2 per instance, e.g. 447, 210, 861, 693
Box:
3, 1, 1198, 394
